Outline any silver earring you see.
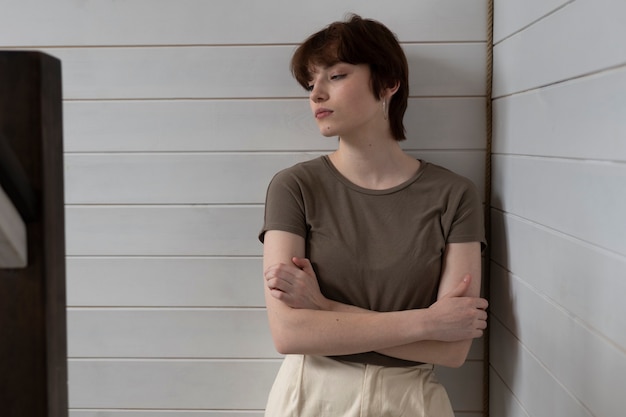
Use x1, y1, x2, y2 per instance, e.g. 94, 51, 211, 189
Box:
383, 99, 388, 120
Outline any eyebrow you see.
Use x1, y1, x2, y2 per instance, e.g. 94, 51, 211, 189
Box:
309, 61, 349, 73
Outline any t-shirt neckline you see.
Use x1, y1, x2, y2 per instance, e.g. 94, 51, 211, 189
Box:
321, 155, 427, 195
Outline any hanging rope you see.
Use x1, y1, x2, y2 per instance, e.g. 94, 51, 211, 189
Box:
483, 1, 494, 417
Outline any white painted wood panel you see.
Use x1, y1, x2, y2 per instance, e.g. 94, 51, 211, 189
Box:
489, 368, 531, 417
70, 412, 482, 417
436, 361, 484, 411
66, 257, 264, 307
43, 44, 485, 100
65, 206, 263, 256
63, 97, 486, 152
0, 184, 27, 268
67, 309, 277, 358
70, 410, 483, 417
68, 359, 279, 409
64, 153, 317, 205
491, 210, 626, 349
490, 319, 593, 417
493, 0, 626, 97
0, 0, 487, 47
491, 266, 626, 417
67, 307, 484, 360
64, 151, 486, 205
492, 155, 626, 256
493, 0, 571, 43
406, 44, 486, 97
493, 66, 626, 161
68, 358, 483, 410
71, 412, 263, 417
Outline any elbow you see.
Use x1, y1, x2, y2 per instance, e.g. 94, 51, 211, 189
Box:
443, 354, 467, 369
439, 340, 473, 368
273, 335, 309, 355
269, 324, 305, 355
273, 337, 295, 355
266, 305, 320, 355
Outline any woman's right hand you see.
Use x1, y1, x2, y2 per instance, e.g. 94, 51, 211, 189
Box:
426, 275, 488, 342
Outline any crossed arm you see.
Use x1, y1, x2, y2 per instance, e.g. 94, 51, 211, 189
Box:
262, 230, 488, 368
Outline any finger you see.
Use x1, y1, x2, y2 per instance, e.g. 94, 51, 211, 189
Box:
266, 274, 295, 293
264, 263, 285, 281
269, 288, 292, 303
265, 263, 298, 283
292, 257, 315, 275
441, 274, 472, 299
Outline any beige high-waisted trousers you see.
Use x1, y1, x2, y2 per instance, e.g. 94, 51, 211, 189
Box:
264, 354, 455, 417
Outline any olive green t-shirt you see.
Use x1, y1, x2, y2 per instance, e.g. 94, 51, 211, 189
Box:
259, 156, 485, 367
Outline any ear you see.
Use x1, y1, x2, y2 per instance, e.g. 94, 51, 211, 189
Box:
382, 80, 401, 100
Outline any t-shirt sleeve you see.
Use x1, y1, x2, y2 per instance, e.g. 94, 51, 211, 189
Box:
258, 169, 308, 243
446, 179, 486, 249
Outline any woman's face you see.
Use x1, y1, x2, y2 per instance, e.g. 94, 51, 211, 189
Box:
306, 62, 384, 138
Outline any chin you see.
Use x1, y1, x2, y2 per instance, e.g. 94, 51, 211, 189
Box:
318, 127, 338, 137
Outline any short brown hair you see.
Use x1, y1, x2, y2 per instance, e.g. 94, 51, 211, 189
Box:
291, 14, 409, 141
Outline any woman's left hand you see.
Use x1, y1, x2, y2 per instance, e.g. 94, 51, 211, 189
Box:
264, 257, 329, 310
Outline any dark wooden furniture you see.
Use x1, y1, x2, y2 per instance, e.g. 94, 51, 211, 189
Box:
0, 51, 68, 417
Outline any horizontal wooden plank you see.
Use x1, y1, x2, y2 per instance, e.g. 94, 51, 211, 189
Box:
42, 43, 485, 99
67, 307, 484, 361
68, 359, 279, 409
491, 155, 626, 256
63, 97, 486, 152
490, 319, 592, 417
64, 151, 486, 205
491, 210, 626, 349
490, 267, 625, 417
70, 412, 263, 417
66, 257, 264, 307
67, 309, 278, 359
70, 412, 482, 417
65, 206, 263, 257
489, 368, 531, 417
436, 361, 484, 411
68, 358, 483, 410
493, 66, 626, 161
64, 153, 315, 205
0, 0, 487, 47
0, 185, 27, 268
492, 0, 626, 97
493, 0, 570, 43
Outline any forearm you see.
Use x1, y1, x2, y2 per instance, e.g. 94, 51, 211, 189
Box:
266, 297, 435, 356
263, 233, 486, 361
377, 339, 474, 368
324, 299, 474, 367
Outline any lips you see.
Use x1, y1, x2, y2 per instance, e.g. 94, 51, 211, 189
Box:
315, 108, 333, 119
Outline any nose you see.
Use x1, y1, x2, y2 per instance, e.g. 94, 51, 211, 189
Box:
309, 82, 328, 103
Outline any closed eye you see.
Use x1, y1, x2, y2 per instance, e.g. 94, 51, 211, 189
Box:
305, 73, 346, 92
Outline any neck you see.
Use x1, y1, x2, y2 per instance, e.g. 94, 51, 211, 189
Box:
329, 136, 420, 190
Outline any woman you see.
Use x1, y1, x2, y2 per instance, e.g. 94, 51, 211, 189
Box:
259, 14, 488, 416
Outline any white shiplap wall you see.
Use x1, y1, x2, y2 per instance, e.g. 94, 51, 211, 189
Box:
1, 1, 488, 416
490, 1, 626, 416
